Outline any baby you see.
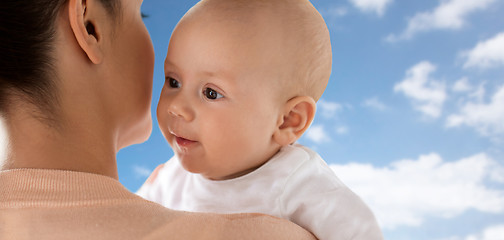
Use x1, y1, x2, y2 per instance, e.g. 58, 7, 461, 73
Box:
138, 0, 383, 239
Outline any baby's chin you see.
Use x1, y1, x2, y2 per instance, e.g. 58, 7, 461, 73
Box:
177, 160, 229, 181
176, 154, 207, 175
174, 151, 259, 180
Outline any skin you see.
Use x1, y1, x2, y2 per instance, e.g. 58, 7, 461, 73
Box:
159, 16, 283, 180
0, 0, 318, 238
157, 0, 330, 180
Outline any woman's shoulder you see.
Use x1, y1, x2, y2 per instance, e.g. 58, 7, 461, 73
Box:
144, 211, 317, 240
0, 169, 316, 239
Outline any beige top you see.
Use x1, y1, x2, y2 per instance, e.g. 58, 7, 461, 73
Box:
0, 169, 315, 240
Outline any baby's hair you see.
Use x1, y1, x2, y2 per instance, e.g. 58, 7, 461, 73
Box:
194, 0, 332, 102
286, 2, 332, 102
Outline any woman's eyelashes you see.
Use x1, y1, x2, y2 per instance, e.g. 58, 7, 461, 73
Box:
203, 87, 224, 100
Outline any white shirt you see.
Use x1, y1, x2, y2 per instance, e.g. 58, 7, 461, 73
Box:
137, 144, 383, 240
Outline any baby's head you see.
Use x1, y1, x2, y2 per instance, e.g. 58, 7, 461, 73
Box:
158, 0, 332, 180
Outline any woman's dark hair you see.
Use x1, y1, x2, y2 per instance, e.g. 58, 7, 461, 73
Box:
0, 0, 120, 118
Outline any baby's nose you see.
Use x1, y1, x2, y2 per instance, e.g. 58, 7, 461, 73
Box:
166, 94, 194, 121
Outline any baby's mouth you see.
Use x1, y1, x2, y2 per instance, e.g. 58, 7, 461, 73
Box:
175, 136, 197, 147
169, 129, 197, 148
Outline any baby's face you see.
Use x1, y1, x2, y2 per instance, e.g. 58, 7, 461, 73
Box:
157, 16, 285, 180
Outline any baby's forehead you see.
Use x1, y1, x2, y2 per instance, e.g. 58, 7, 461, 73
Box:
179, 0, 331, 101
179, 8, 295, 61
185, 3, 309, 60
190, 1, 302, 33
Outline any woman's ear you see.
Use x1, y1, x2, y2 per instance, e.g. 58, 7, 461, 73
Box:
68, 0, 103, 64
273, 96, 316, 146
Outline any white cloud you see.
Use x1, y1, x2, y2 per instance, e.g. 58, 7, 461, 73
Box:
394, 61, 447, 118
348, 0, 393, 16
386, 0, 498, 42
305, 125, 331, 143
132, 165, 153, 179
363, 97, 387, 111
330, 153, 504, 229
447, 224, 504, 240
437, 237, 463, 240
452, 78, 472, 93
324, 6, 348, 18
336, 126, 349, 135
465, 224, 504, 240
470, 83, 487, 103
317, 99, 343, 119
462, 32, 504, 69
446, 85, 504, 136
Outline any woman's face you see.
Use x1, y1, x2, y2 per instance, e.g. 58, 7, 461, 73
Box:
107, 0, 154, 148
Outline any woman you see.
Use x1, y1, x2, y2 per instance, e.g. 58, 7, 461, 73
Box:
0, 0, 316, 239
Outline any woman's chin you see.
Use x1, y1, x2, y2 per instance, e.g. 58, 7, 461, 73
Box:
118, 116, 153, 150
137, 121, 153, 143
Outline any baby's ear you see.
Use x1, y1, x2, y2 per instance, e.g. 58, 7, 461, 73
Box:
273, 96, 316, 146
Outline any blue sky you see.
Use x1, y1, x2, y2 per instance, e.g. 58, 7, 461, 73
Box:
114, 0, 504, 239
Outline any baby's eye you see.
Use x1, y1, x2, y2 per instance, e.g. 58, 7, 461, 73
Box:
203, 87, 224, 100
167, 77, 181, 88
